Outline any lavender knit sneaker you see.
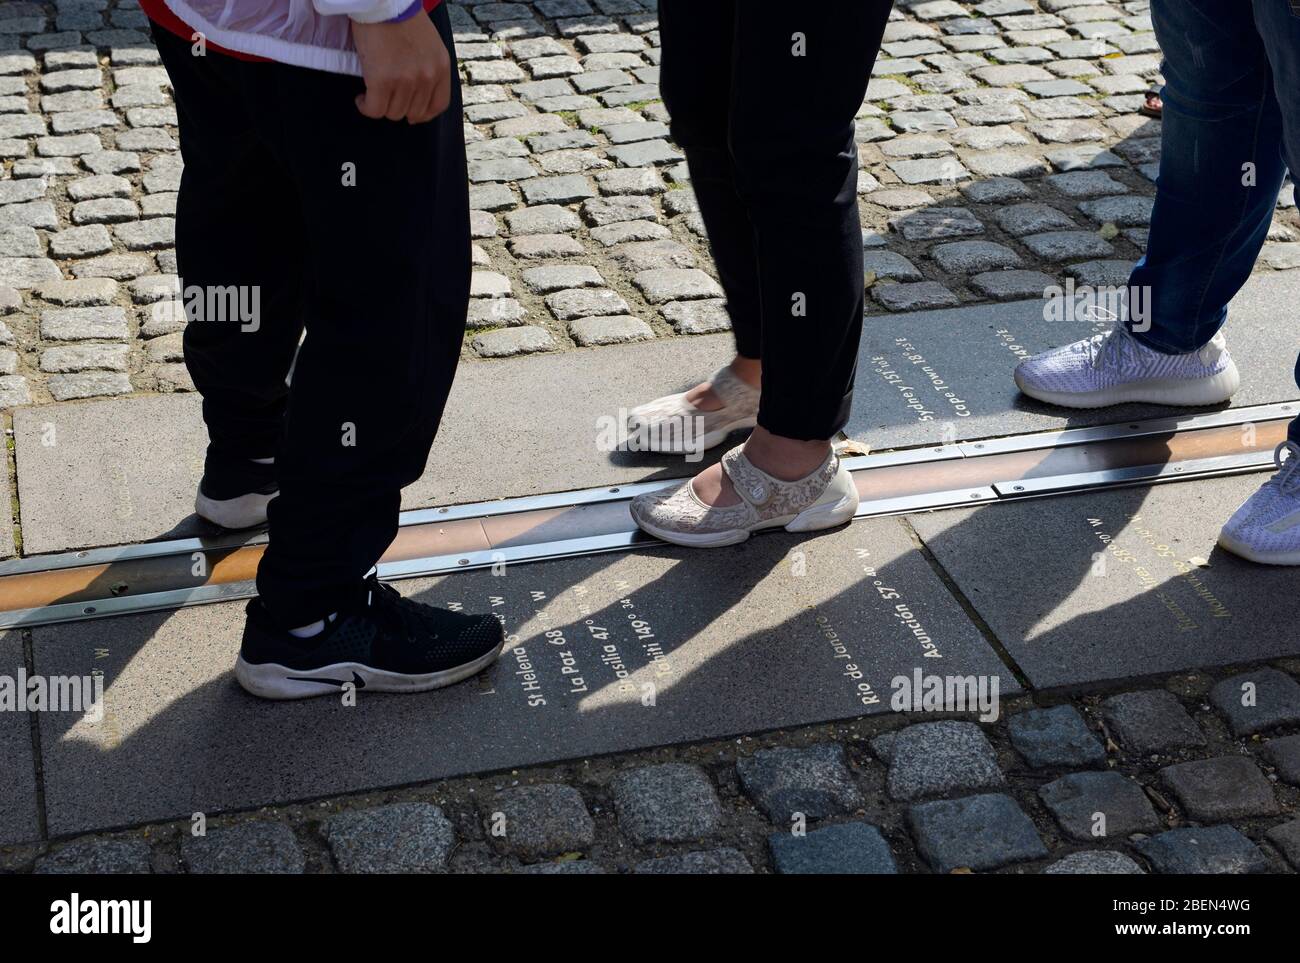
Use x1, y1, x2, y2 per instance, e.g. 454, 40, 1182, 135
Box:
1014, 324, 1239, 409
1218, 441, 1300, 566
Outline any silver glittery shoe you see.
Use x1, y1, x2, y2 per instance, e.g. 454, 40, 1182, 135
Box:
626, 364, 759, 454
629, 445, 859, 547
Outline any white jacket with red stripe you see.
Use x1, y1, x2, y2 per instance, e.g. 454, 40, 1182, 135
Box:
160, 0, 424, 76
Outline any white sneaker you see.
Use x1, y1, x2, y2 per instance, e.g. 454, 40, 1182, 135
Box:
1218, 441, 1300, 565
1014, 324, 1240, 409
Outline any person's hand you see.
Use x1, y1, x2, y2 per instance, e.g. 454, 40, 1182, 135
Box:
352, 14, 451, 124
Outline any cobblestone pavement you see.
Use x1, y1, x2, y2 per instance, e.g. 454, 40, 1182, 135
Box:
2, 0, 1299, 408
4, 661, 1298, 873
4, 0, 1300, 876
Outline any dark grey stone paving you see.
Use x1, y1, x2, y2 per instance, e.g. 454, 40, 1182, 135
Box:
322, 803, 456, 874
0, 632, 39, 846
1007, 704, 1105, 769
736, 744, 864, 822
482, 784, 594, 860
884, 720, 1005, 800
610, 763, 721, 843
768, 822, 899, 875
907, 792, 1047, 872
1101, 690, 1206, 755
847, 270, 1300, 450
910, 475, 1300, 688
1037, 771, 1162, 841
1135, 826, 1273, 874
180, 821, 304, 875
32, 518, 1013, 836
1158, 757, 1279, 822
1209, 668, 1300, 737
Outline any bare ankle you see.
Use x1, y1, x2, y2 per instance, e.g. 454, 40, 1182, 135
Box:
729, 355, 761, 389
743, 427, 831, 481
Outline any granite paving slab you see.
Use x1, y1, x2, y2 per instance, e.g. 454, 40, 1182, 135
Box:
32, 516, 1015, 835
848, 270, 1300, 450
12, 335, 733, 554
0, 632, 40, 845
909, 474, 1300, 689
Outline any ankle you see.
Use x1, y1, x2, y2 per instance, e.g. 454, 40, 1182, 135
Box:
743, 428, 831, 482
729, 355, 761, 389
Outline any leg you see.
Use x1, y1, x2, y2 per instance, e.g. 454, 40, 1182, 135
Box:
727, 1, 889, 441
247, 6, 470, 628
1250, 0, 1300, 443
1128, 0, 1285, 353
627, 2, 890, 546
658, 0, 760, 366
153, 27, 307, 472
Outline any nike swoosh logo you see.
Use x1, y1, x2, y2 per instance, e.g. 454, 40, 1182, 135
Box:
286, 671, 366, 689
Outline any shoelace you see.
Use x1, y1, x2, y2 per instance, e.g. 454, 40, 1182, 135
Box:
1082, 323, 1139, 371
364, 575, 429, 642
1272, 440, 1300, 494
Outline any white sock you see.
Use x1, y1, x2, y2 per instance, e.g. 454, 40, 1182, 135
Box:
289, 611, 337, 638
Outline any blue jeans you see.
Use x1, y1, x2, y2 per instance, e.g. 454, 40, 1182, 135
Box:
1130, 0, 1300, 435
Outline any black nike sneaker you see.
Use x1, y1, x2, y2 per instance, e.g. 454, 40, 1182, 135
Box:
195, 456, 278, 529
235, 574, 505, 700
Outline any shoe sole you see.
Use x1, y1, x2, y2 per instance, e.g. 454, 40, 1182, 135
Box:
634, 488, 860, 548
1216, 530, 1300, 566
1013, 360, 1240, 410
195, 490, 276, 530
234, 638, 506, 700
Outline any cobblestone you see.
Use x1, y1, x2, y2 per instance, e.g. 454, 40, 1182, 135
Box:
1038, 771, 1162, 840
1101, 690, 1206, 755
768, 822, 898, 874
736, 743, 863, 822
323, 803, 455, 873
181, 822, 305, 875
35, 838, 152, 874
482, 784, 595, 860
1043, 851, 1145, 874
610, 763, 721, 843
884, 720, 1005, 800
1135, 826, 1272, 874
1008, 705, 1105, 769
633, 848, 753, 874
1210, 668, 1300, 736
907, 793, 1047, 872
1159, 757, 1280, 822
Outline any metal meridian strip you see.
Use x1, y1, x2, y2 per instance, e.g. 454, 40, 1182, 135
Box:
0, 407, 1293, 628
